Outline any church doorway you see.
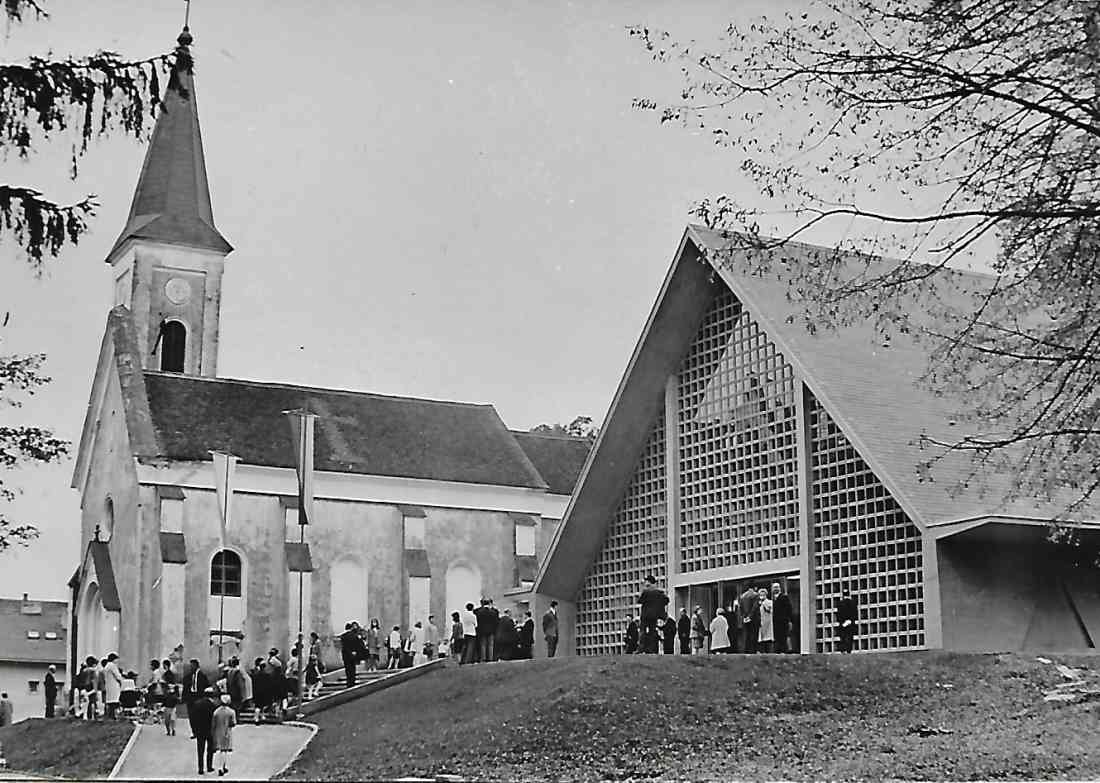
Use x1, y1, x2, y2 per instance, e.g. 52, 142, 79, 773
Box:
77, 582, 119, 662
679, 572, 801, 652
330, 558, 368, 632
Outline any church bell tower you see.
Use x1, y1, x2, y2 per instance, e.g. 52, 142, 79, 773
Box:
106, 26, 232, 377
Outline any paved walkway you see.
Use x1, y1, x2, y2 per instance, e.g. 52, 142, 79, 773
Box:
111, 723, 314, 781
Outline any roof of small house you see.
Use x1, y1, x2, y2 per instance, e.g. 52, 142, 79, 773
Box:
510, 431, 593, 495
141, 373, 549, 490
0, 598, 67, 665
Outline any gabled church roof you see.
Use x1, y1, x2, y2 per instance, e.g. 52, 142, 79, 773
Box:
141, 371, 549, 489
108, 28, 232, 259
510, 431, 592, 495
534, 226, 1092, 599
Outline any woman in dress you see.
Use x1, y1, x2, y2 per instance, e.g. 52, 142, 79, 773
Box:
450, 612, 464, 662
365, 621, 382, 672
757, 587, 774, 654
308, 632, 325, 676
211, 694, 237, 776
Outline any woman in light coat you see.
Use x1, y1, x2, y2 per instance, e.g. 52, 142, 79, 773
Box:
211, 694, 237, 776
708, 608, 731, 653
103, 654, 123, 718
757, 587, 774, 653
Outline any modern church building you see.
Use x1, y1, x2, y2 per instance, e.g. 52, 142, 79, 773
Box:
532, 225, 1100, 656
67, 28, 588, 676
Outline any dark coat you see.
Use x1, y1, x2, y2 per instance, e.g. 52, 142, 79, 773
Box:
837, 597, 858, 627
188, 695, 216, 737
182, 668, 209, 703
625, 620, 640, 653
637, 586, 669, 622
340, 629, 365, 661
496, 615, 518, 645
739, 589, 761, 625
44, 672, 58, 698
519, 618, 535, 647
677, 614, 691, 641
473, 607, 490, 637
773, 593, 794, 631
542, 609, 559, 639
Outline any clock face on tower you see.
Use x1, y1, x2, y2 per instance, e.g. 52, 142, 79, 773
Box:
165, 277, 192, 305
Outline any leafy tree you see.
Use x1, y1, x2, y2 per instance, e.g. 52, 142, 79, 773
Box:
1, 0, 174, 550
630, 0, 1100, 515
531, 415, 600, 442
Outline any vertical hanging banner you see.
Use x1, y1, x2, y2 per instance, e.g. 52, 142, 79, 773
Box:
210, 450, 239, 544
283, 409, 318, 526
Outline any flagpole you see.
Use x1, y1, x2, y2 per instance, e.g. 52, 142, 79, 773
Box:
211, 450, 238, 667
283, 409, 316, 715
218, 453, 230, 665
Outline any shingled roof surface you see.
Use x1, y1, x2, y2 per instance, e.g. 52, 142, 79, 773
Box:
687, 225, 1094, 523
108, 38, 231, 258
142, 373, 548, 489
511, 432, 592, 495
0, 598, 67, 664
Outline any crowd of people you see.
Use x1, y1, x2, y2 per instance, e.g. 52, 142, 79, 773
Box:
333, 596, 562, 684
622, 577, 859, 655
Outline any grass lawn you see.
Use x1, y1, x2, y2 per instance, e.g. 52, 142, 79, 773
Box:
278, 651, 1100, 781
0, 718, 133, 779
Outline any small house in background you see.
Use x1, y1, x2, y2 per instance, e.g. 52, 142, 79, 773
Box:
0, 595, 66, 721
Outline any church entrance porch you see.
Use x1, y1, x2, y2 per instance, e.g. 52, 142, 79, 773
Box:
76, 581, 120, 666
677, 572, 801, 653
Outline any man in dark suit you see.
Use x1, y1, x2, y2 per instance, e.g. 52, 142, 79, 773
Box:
542, 601, 559, 658
189, 687, 217, 774
738, 585, 761, 654
676, 608, 691, 655
624, 614, 640, 654
637, 575, 668, 654
340, 622, 366, 686
44, 665, 58, 717
495, 608, 518, 661
517, 610, 535, 659
771, 582, 795, 654
474, 599, 498, 663
837, 590, 858, 653
181, 658, 209, 737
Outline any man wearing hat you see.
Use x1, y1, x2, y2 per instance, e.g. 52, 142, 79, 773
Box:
190, 687, 217, 775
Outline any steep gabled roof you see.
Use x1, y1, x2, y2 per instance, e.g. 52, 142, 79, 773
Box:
0, 598, 67, 665
108, 28, 232, 259
141, 372, 549, 489
686, 225, 1081, 525
510, 432, 592, 495
534, 226, 1089, 600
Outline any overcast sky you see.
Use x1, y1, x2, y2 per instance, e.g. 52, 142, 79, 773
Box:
0, 0, 805, 600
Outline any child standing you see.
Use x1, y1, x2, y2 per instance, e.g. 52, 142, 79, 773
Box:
161, 660, 179, 736
211, 694, 236, 776
305, 654, 322, 700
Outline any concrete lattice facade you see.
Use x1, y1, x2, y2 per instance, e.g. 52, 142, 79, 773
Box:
538, 226, 1100, 656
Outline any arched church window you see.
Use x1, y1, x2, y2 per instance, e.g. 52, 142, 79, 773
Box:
210, 550, 242, 597
160, 320, 187, 373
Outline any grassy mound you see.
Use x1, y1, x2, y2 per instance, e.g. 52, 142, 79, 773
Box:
0, 718, 133, 779
279, 652, 1100, 782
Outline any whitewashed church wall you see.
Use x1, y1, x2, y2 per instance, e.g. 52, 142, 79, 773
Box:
129, 483, 558, 670
159, 563, 186, 659
77, 363, 143, 668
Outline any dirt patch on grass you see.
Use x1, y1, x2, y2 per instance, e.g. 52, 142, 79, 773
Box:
279, 652, 1100, 781
0, 718, 134, 779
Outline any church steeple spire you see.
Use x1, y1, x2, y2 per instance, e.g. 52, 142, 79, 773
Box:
105, 25, 231, 379
107, 26, 232, 259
